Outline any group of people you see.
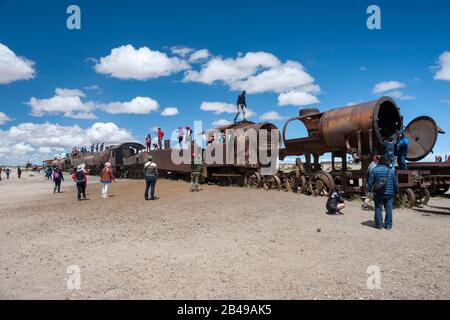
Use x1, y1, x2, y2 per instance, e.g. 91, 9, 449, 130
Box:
326, 154, 399, 230
0, 167, 13, 180
435, 155, 450, 162
326, 131, 408, 230
144, 127, 194, 152
71, 143, 105, 155
382, 131, 409, 170
45, 162, 115, 200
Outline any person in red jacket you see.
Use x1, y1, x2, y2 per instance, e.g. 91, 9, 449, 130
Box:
157, 128, 164, 149
100, 162, 115, 198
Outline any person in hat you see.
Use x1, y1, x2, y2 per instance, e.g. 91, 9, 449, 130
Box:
72, 164, 87, 200
234, 90, 247, 123
143, 155, 158, 200
100, 162, 115, 198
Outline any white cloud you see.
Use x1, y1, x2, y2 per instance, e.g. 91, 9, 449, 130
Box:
184, 51, 320, 106
26, 88, 96, 119
0, 122, 134, 164
372, 81, 405, 94
200, 101, 256, 118
0, 43, 35, 84
200, 101, 236, 114
184, 51, 281, 85
160, 107, 179, 116
230, 61, 316, 94
0, 112, 13, 125
277, 86, 320, 106
385, 90, 415, 101
212, 119, 232, 127
170, 46, 194, 58
95, 44, 190, 80
441, 99, 450, 105
99, 96, 159, 114
359, 66, 368, 71
259, 111, 285, 121
189, 49, 210, 62
433, 51, 450, 81
84, 85, 100, 90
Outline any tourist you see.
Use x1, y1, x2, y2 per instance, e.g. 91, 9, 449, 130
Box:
72, 164, 87, 201
396, 132, 409, 170
157, 128, 164, 149
190, 152, 202, 192
145, 134, 152, 152
383, 136, 396, 169
53, 166, 64, 193
100, 162, 115, 198
326, 186, 345, 215
367, 155, 399, 230
178, 127, 184, 147
143, 155, 158, 200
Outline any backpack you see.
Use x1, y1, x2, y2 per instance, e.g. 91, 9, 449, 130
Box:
372, 168, 390, 195
76, 171, 85, 183
53, 171, 60, 180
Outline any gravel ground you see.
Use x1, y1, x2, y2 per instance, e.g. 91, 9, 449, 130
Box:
1, 170, 449, 299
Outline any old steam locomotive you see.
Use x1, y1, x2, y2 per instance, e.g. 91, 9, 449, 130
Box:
61, 96, 447, 208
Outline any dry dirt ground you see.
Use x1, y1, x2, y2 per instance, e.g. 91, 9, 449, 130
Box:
1, 170, 449, 300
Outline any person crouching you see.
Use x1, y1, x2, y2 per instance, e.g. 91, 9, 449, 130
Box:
326, 186, 345, 215
100, 162, 115, 198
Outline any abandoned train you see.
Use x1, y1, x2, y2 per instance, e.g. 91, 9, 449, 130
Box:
52, 96, 447, 208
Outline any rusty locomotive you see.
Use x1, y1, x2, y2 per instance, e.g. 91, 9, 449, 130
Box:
56, 96, 447, 207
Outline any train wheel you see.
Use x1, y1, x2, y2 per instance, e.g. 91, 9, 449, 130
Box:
308, 171, 335, 196
246, 172, 262, 188
400, 188, 416, 208
419, 188, 431, 206
284, 171, 298, 192
263, 175, 282, 191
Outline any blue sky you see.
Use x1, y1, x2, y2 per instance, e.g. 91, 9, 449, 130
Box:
0, 0, 449, 164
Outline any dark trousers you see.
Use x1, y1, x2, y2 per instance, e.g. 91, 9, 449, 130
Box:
398, 154, 407, 170
145, 176, 156, 200
158, 138, 163, 149
54, 180, 62, 192
374, 195, 393, 228
76, 182, 86, 200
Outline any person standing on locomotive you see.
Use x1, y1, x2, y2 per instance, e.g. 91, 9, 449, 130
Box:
145, 133, 152, 152
396, 131, 409, 170
185, 126, 193, 145
368, 156, 399, 230
144, 155, 158, 200
157, 128, 164, 150
178, 127, 184, 148
383, 136, 396, 169
234, 90, 247, 123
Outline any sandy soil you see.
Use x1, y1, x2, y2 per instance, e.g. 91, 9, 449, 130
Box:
1, 170, 449, 299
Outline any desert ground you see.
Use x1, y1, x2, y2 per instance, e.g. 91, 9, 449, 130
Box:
1, 169, 449, 300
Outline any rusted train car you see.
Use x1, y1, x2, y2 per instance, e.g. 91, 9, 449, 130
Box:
57, 96, 446, 208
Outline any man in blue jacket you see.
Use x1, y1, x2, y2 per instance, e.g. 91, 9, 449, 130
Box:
396, 132, 409, 170
367, 156, 399, 230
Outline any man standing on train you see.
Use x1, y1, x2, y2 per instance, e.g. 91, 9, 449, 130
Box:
234, 90, 247, 123
396, 131, 409, 170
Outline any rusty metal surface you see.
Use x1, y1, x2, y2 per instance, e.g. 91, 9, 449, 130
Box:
281, 96, 402, 158
404, 116, 439, 161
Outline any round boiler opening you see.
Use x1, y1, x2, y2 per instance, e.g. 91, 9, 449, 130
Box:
375, 100, 402, 140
